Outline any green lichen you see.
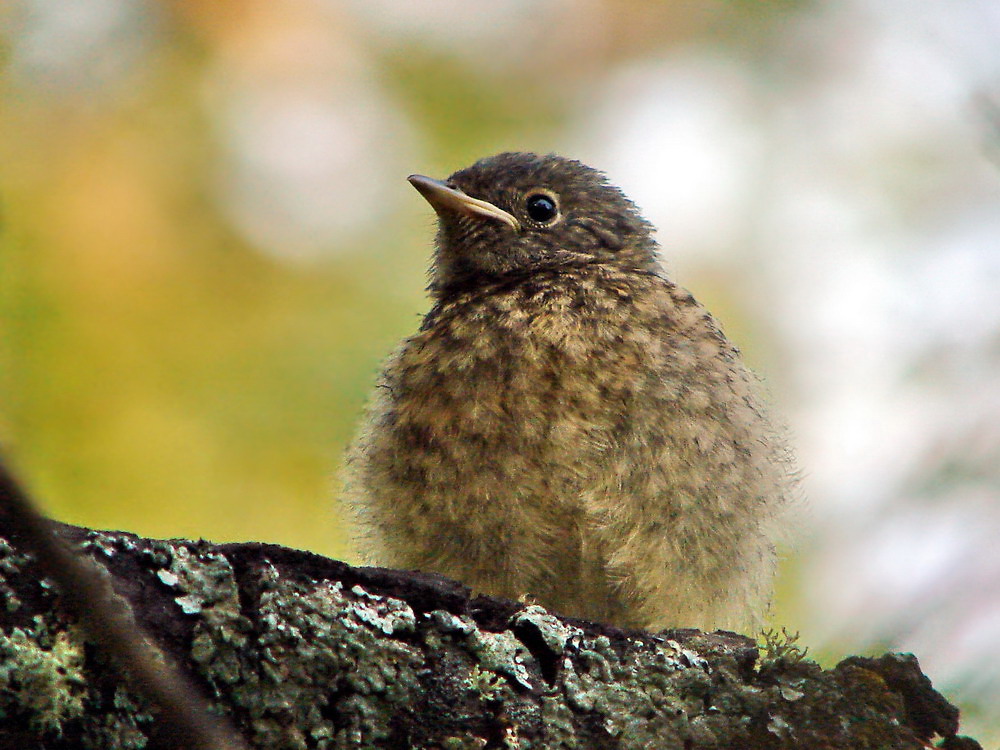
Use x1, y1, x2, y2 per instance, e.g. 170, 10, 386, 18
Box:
0, 539, 30, 613
182, 561, 428, 749
466, 628, 535, 691
467, 664, 505, 701
169, 544, 251, 694
557, 636, 693, 745
81, 687, 153, 750
511, 605, 578, 653
0, 621, 87, 735
349, 584, 417, 636
758, 627, 809, 668
439, 736, 487, 750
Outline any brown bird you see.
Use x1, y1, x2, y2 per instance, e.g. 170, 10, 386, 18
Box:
343, 152, 793, 632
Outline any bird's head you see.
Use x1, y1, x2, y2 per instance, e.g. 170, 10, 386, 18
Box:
408, 152, 658, 298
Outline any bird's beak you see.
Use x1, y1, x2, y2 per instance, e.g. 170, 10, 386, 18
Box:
408, 175, 521, 231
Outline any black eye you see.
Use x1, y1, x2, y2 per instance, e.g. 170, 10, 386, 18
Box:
525, 193, 558, 224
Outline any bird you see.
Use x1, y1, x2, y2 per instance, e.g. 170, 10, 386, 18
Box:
342, 152, 794, 632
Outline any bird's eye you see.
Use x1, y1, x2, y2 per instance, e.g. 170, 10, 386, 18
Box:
525, 193, 558, 224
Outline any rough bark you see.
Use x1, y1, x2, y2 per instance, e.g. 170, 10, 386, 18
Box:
0, 525, 982, 750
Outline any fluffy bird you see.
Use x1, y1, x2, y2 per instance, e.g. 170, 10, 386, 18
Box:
343, 152, 793, 632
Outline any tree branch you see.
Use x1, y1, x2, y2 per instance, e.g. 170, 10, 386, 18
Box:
0, 522, 983, 749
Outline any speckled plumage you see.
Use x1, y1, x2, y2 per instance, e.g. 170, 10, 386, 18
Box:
343, 152, 793, 632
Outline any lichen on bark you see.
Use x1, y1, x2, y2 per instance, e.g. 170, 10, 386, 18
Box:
0, 525, 983, 749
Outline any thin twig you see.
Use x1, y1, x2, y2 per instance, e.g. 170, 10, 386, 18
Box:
0, 458, 250, 750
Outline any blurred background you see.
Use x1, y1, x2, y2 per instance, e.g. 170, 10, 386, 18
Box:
2, 0, 998, 742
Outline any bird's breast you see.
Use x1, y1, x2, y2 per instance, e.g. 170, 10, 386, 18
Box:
387, 276, 675, 479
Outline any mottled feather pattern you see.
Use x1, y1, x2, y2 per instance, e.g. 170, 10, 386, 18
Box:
343, 153, 794, 632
